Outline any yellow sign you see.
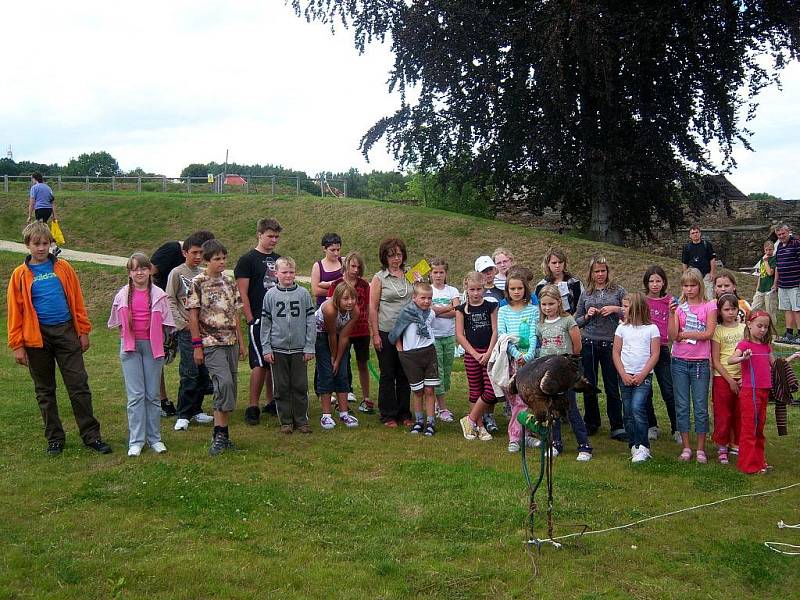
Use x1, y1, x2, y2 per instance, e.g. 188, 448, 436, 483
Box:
207, 174, 214, 183
406, 259, 431, 283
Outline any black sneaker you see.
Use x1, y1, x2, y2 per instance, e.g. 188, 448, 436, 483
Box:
209, 433, 226, 456
161, 399, 177, 417
52, 245, 62, 258
47, 440, 64, 455
85, 439, 112, 454
263, 401, 278, 416
244, 405, 261, 426
424, 423, 436, 437
409, 421, 424, 434
482, 414, 499, 434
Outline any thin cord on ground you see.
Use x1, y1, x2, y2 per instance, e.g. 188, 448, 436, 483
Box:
550, 482, 800, 542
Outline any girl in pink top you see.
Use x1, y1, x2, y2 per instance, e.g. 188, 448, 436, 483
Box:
727, 311, 794, 473
668, 268, 717, 464
643, 265, 677, 442
108, 253, 175, 457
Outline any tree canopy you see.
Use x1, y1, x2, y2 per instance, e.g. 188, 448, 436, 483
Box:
63, 151, 120, 177
292, 1, 799, 241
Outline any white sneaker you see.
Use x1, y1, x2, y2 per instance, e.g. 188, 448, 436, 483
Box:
525, 436, 542, 448
128, 444, 143, 457
192, 412, 214, 424
545, 447, 560, 458
672, 431, 683, 444
508, 441, 521, 453
632, 446, 651, 463
648, 426, 660, 441
320, 414, 336, 430
151, 442, 167, 454
174, 418, 190, 431
477, 426, 493, 441
576, 451, 592, 462
347, 392, 357, 405
340, 412, 359, 428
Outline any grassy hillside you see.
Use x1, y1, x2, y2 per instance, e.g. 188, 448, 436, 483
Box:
2, 191, 753, 298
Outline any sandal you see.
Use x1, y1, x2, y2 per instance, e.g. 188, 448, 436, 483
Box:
383, 420, 398, 428
679, 448, 692, 461
717, 450, 729, 465
696, 450, 707, 464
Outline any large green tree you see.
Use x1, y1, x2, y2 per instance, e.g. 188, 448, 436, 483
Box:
63, 151, 120, 177
292, 1, 799, 242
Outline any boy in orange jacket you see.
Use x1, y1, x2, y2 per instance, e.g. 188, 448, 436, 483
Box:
7, 222, 112, 455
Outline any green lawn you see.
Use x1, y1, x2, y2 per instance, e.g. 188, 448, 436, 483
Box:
1, 247, 798, 599
0, 191, 793, 598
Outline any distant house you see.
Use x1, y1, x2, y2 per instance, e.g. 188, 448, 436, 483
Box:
224, 174, 247, 186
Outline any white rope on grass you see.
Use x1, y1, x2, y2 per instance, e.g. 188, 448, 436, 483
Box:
547, 482, 800, 543
765, 520, 800, 555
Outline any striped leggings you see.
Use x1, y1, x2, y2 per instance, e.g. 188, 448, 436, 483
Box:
464, 347, 496, 404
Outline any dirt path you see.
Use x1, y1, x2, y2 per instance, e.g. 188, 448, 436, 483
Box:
0, 240, 312, 282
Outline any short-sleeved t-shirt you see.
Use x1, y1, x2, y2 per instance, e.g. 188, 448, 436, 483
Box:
614, 323, 660, 374
28, 260, 71, 325
234, 249, 280, 318
681, 240, 715, 276
185, 273, 242, 347
328, 277, 370, 338
151, 241, 184, 290
538, 316, 577, 356
672, 301, 717, 360
646, 295, 674, 345
775, 237, 800, 289
456, 300, 497, 349
483, 287, 504, 303
736, 340, 772, 389
401, 309, 436, 351
757, 256, 777, 293
431, 284, 460, 338
30, 182, 54, 210
712, 323, 745, 378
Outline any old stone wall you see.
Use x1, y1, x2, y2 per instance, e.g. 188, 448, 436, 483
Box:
495, 199, 800, 270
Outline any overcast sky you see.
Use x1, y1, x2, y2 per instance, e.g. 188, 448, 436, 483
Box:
2, 1, 798, 197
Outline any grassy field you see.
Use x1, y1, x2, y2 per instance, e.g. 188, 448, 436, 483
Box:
0, 193, 796, 599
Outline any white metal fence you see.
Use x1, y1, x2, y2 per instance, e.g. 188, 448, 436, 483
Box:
2, 174, 348, 197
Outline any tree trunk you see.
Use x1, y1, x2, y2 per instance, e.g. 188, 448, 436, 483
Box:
588, 155, 623, 245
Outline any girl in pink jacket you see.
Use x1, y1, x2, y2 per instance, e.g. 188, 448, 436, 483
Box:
108, 253, 175, 457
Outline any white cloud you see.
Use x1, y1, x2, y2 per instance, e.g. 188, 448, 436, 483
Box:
1, 1, 797, 197
2, 1, 400, 175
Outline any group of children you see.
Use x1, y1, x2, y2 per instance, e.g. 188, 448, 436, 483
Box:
8, 220, 798, 473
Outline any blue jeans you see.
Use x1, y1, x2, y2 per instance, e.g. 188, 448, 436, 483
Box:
581, 338, 624, 436
120, 339, 164, 447
551, 389, 592, 453
645, 345, 677, 433
671, 357, 710, 434
621, 375, 653, 449
314, 332, 351, 394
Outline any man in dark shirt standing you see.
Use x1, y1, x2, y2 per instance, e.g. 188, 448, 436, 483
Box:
235, 218, 282, 425
773, 223, 800, 344
681, 225, 716, 300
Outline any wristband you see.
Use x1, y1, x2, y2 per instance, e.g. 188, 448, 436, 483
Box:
192, 337, 203, 348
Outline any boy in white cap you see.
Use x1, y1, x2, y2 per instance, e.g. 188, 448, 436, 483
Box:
475, 255, 504, 303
